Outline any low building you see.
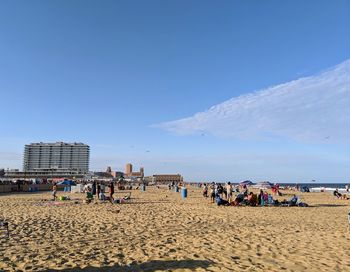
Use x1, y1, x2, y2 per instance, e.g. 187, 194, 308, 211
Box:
4, 168, 86, 179
152, 174, 183, 185
124, 164, 144, 178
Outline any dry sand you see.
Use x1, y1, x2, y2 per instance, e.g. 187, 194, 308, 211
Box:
1, 187, 350, 272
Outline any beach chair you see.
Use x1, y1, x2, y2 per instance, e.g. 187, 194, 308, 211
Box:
0, 220, 9, 238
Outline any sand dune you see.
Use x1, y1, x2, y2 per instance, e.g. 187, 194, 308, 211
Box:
1, 187, 350, 271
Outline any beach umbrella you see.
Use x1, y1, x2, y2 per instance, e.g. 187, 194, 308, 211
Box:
57, 180, 76, 186
239, 180, 254, 186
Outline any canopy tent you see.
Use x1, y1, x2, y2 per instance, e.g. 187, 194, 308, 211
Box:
239, 180, 254, 186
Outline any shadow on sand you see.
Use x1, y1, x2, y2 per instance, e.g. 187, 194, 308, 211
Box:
311, 203, 349, 207
44, 259, 214, 272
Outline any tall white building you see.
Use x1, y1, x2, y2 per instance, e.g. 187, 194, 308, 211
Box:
23, 142, 89, 172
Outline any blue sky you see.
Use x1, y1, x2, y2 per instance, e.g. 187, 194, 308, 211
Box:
0, 1, 350, 182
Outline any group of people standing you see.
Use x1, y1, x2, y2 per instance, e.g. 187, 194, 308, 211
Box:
51, 181, 115, 203
202, 182, 238, 203
91, 181, 115, 202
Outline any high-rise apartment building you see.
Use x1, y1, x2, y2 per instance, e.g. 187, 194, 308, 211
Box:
23, 142, 90, 172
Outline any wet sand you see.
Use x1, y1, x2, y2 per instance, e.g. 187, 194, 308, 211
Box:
1, 187, 350, 271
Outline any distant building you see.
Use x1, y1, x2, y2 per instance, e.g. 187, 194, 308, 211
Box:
152, 174, 183, 184
125, 163, 132, 175
4, 168, 86, 179
23, 142, 89, 172
125, 163, 144, 178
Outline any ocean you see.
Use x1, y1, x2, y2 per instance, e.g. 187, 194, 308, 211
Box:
279, 183, 349, 189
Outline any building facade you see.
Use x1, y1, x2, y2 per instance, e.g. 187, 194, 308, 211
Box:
23, 142, 89, 172
152, 174, 183, 184
124, 163, 144, 178
125, 163, 132, 175
5, 168, 86, 179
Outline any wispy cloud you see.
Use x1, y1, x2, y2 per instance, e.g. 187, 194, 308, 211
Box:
154, 60, 350, 142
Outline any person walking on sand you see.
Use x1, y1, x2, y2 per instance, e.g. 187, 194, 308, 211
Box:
52, 183, 57, 201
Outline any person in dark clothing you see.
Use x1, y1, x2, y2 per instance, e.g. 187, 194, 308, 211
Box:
258, 189, 264, 206
97, 183, 101, 199
92, 181, 96, 195
109, 182, 115, 203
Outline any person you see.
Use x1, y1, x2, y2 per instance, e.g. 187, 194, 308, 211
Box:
109, 182, 115, 203
346, 185, 349, 193
258, 190, 264, 206
97, 183, 101, 198
92, 181, 96, 195
217, 184, 223, 198
100, 183, 105, 194
202, 183, 208, 198
247, 192, 258, 206
263, 191, 269, 204
209, 182, 216, 203
233, 192, 245, 205
99, 191, 106, 201
242, 187, 249, 198
52, 183, 57, 201
267, 194, 275, 205
226, 182, 232, 203
288, 195, 299, 206
334, 189, 342, 198
215, 194, 229, 206
333, 189, 349, 200
86, 187, 94, 203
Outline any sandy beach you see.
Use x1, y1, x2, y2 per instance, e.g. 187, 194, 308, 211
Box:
1, 187, 350, 272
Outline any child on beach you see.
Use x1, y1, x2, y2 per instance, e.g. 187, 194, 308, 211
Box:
52, 184, 57, 201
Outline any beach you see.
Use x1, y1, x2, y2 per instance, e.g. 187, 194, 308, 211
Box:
1, 187, 350, 272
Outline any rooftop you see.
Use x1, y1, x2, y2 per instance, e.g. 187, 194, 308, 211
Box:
26, 142, 89, 146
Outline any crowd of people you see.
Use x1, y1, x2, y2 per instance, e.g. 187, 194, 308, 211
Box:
202, 182, 308, 207
83, 181, 132, 204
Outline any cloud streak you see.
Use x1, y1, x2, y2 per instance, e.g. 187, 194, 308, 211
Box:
155, 60, 350, 142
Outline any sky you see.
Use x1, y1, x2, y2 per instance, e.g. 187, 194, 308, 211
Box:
0, 0, 350, 182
